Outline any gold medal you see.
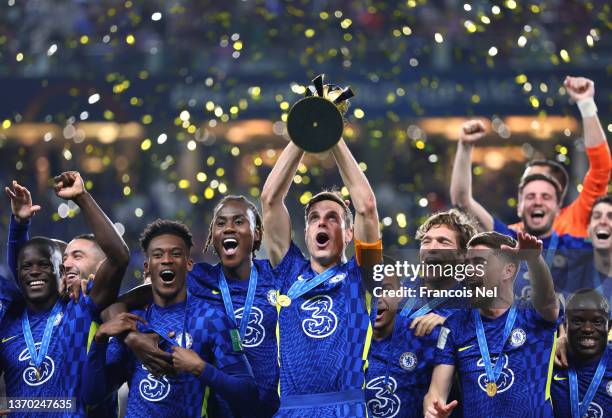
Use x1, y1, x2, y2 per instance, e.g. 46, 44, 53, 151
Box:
277, 295, 292, 307
486, 382, 497, 397
35, 367, 41, 381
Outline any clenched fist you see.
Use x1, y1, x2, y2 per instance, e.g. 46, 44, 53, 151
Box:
564, 76, 594, 102
459, 120, 486, 145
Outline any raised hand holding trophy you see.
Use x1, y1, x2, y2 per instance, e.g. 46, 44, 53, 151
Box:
286, 74, 354, 153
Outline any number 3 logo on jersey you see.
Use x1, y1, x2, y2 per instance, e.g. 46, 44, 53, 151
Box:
139, 366, 171, 402
19, 344, 55, 386
366, 376, 401, 418
477, 354, 514, 395
235, 306, 265, 347
301, 295, 337, 338
580, 401, 603, 418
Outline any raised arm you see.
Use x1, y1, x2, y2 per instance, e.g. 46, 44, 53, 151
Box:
502, 231, 559, 322
260, 142, 304, 267
54, 171, 129, 309
5, 181, 39, 279
560, 76, 611, 226
450, 120, 494, 231
331, 139, 380, 243
424, 364, 458, 418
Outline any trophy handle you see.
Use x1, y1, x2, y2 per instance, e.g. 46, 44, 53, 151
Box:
312, 74, 325, 97
333, 87, 354, 104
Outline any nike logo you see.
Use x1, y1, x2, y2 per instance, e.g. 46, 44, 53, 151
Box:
553, 374, 567, 381
1, 336, 17, 343
458, 345, 474, 352
212, 289, 220, 295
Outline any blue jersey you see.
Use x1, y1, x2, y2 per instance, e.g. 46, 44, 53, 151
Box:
551, 345, 612, 418
551, 251, 612, 311
0, 275, 20, 323
435, 304, 561, 418
493, 218, 592, 300
0, 295, 100, 418
366, 315, 441, 418
187, 260, 280, 417
273, 241, 373, 417
88, 296, 249, 418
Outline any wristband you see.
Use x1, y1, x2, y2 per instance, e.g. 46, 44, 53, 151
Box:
577, 97, 597, 118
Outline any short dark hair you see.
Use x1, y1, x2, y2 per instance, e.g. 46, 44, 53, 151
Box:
304, 190, 353, 229
416, 209, 478, 250
140, 219, 193, 253
204, 195, 263, 256
468, 231, 518, 263
70, 234, 102, 254
525, 159, 569, 195
590, 195, 612, 220
518, 173, 562, 203
566, 288, 610, 318
73, 233, 95, 242
19, 237, 62, 278
468, 231, 517, 250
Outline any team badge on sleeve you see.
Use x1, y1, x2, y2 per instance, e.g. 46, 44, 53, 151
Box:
606, 380, 612, 397
437, 327, 450, 349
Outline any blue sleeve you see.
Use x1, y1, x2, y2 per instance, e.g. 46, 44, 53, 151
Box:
272, 241, 306, 290
81, 338, 129, 406
199, 360, 259, 416
7, 216, 30, 282
492, 218, 517, 239
434, 325, 456, 366
0, 274, 21, 314
523, 306, 563, 330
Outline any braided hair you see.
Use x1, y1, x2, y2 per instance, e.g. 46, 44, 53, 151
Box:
204, 195, 263, 257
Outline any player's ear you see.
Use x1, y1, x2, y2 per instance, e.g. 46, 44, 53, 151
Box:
344, 225, 354, 245
187, 258, 194, 272
502, 261, 517, 281
143, 261, 149, 277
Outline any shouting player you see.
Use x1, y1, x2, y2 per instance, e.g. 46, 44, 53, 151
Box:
261, 138, 381, 417
102, 196, 280, 417
81, 219, 259, 417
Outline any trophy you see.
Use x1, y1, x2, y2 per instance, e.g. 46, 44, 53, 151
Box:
286, 74, 354, 153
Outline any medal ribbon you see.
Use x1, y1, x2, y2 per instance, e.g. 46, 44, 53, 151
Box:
218, 264, 258, 342
544, 232, 559, 268
22, 300, 63, 370
286, 264, 342, 300
473, 304, 518, 390
569, 347, 608, 418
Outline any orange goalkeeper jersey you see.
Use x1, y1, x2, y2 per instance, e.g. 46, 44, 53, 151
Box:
510, 142, 611, 237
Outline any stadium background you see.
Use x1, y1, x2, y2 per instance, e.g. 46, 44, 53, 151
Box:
0, 0, 609, 292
